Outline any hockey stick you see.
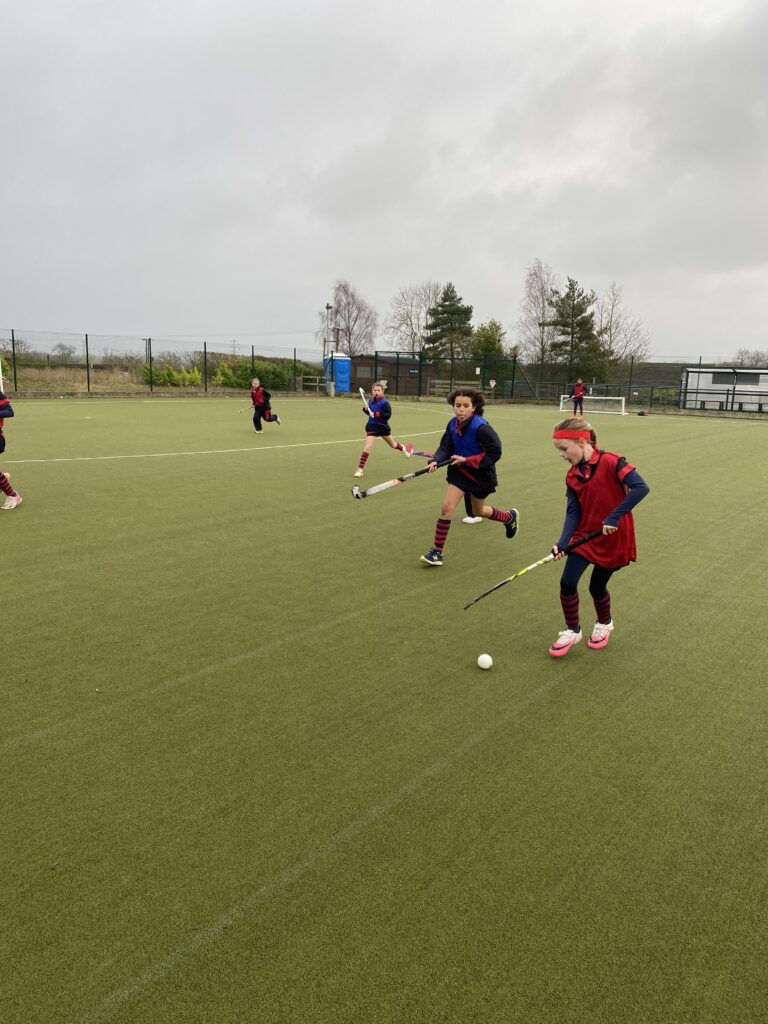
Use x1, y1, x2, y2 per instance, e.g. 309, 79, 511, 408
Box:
463, 529, 604, 610
352, 460, 450, 500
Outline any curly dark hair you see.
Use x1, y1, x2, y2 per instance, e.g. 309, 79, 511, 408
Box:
448, 387, 485, 416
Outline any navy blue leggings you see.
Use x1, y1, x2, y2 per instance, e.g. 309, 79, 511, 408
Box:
560, 553, 615, 598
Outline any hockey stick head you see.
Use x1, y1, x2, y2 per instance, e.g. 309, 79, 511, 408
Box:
351, 485, 364, 500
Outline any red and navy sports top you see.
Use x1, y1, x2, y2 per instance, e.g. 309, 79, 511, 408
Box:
556, 448, 649, 568
251, 386, 271, 407
0, 391, 14, 434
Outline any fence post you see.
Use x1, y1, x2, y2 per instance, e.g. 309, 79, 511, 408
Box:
395, 352, 400, 396
251, 346, 255, 376
11, 329, 18, 391
373, 351, 378, 381
418, 349, 424, 398
148, 338, 153, 393
510, 355, 517, 401
204, 342, 208, 393
293, 348, 297, 392
85, 334, 91, 393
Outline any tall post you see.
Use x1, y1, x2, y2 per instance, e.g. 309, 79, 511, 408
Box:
324, 303, 332, 362
511, 354, 517, 401
627, 355, 634, 397
204, 342, 208, 392
11, 329, 18, 391
148, 338, 153, 393
293, 347, 297, 392
373, 351, 378, 382
251, 345, 255, 376
85, 334, 91, 393
395, 352, 400, 396
418, 349, 424, 399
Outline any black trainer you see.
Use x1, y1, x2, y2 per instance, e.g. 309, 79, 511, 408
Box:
505, 508, 519, 539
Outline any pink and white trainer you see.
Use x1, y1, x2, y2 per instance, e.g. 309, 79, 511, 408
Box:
588, 620, 614, 649
548, 628, 582, 658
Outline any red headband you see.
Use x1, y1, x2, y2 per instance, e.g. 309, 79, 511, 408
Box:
553, 429, 592, 440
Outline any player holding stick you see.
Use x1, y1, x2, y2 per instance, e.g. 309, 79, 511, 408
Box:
249, 377, 281, 433
548, 418, 649, 656
419, 387, 518, 566
353, 381, 413, 477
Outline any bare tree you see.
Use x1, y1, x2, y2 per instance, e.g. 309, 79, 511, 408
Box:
52, 343, 78, 362
318, 280, 378, 357
383, 280, 442, 355
732, 348, 768, 366
516, 258, 559, 373
595, 282, 651, 370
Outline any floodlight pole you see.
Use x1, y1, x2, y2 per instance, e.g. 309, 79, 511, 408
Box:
323, 303, 333, 362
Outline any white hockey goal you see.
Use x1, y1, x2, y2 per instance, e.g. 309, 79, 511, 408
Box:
559, 394, 627, 415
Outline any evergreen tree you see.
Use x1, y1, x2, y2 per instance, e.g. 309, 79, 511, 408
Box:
546, 277, 599, 377
471, 319, 505, 357
423, 282, 473, 361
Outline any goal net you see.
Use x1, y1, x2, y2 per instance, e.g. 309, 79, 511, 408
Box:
559, 394, 627, 415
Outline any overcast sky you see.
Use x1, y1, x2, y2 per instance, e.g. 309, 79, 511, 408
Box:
2, 0, 766, 361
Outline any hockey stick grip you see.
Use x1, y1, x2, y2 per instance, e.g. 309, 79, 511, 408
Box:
559, 528, 604, 554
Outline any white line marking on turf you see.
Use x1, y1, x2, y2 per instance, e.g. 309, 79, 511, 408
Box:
5, 430, 441, 466
70, 673, 565, 1024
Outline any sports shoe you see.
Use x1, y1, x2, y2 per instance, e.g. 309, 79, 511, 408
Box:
462, 516, 483, 524
1, 493, 22, 510
419, 548, 443, 566
274, 415, 281, 425
402, 443, 414, 458
588, 620, 614, 649
353, 468, 364, 478
549, 628, 582, 657
505, 508, 520, 539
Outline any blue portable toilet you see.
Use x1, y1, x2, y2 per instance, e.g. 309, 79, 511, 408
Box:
323, 353, 351, 395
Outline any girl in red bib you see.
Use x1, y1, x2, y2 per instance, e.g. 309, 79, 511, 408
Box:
250, 377, 281, 433
549, 418, 649, 656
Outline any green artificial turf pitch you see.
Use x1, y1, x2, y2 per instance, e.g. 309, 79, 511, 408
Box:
2, 397, 767, 1023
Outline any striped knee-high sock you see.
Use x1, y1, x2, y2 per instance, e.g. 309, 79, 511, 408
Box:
560, 591, 580, 631
489, 508, 511, 524
357, 450, 370, 470
593, 590, 612, 624
0, 473, 13, 496
434, 518, 451, 551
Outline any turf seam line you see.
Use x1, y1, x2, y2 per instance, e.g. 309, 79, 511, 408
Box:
70, 675, 564, 1024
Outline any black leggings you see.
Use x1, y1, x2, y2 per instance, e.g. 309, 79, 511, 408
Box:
252, 406, 272, 431
560, 553, 614, 598
572, 399, 583, 415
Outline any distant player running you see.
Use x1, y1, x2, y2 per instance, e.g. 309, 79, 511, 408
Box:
0, 389, 22, 510
354, 381, 413, 477
548, 418, 649, 657
250, 377, 281, 433
420, 387, 518, 566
